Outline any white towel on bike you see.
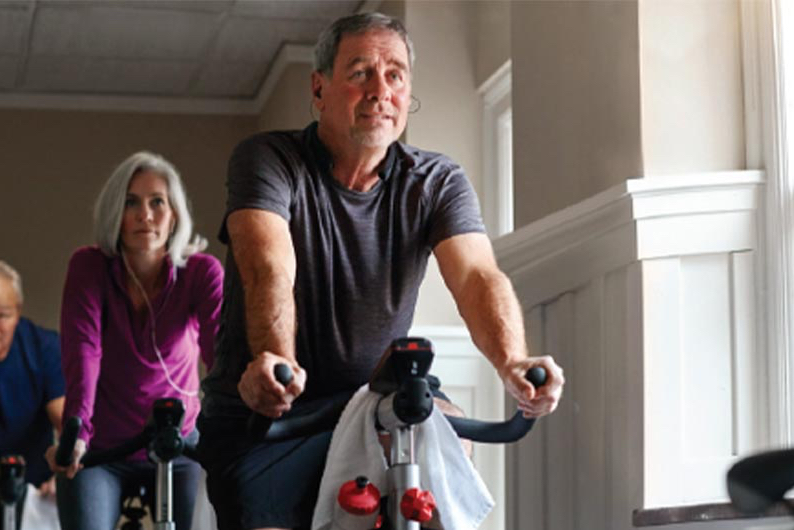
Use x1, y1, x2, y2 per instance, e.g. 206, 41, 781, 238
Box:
20, 484, 60, 530
311, 384, 494, 530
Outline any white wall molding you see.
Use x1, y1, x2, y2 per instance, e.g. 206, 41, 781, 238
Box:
495, 170, 764, 308
742, 0, 793, 445
479, 60, 513, 237
0, 91, 260, 115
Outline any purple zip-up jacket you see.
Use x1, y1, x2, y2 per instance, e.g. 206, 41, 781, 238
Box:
60, 246, 223, 456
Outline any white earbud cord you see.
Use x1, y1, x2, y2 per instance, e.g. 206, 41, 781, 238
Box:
122, 252, 198, 397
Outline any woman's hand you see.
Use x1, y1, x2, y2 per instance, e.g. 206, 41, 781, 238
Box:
45, 438, 86, 479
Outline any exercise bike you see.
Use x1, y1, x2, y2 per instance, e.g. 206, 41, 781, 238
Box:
57, 398, 195, 530
248, 336, 548, 529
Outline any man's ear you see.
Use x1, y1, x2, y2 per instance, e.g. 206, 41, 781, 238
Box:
311, 71, 325, 110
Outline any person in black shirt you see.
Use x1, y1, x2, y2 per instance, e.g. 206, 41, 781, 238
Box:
199, 12, 565, 530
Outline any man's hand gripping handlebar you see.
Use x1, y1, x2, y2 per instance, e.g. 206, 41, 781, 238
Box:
247, 364, 300, 439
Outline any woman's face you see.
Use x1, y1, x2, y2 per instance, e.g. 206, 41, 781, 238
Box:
120, 170, 175, 256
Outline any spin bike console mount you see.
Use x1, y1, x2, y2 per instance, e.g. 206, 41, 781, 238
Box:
148, 398, 186, 530
368, 337, 440, 528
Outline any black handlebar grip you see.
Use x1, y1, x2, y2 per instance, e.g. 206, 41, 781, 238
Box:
447, 366, 549, 442
55, 417, 83, 467
274, 363, 294, 386
247, 363, 294, 440
526, 366, 547, 388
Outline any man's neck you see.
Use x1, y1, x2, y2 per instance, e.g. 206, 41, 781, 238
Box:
317, 122, 388, 192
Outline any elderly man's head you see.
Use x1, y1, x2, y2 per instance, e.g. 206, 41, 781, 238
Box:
0, 261, 22, 361
312, 13, 414, 151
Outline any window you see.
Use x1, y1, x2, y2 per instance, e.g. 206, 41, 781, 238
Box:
743, 0, 794, 443
479, 61, 513, 238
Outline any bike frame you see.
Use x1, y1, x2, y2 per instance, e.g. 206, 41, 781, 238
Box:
0, 455, 25, 530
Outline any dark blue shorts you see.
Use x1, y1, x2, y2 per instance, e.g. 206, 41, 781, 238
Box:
198, 376, 448, 530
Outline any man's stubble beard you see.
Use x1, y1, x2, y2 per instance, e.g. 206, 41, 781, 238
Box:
350, 122, 403, 149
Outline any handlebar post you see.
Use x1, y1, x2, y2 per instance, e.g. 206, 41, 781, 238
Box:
3, 504, 14, 530
386, 425, 421, 530
390, 425, 415, 467
154, 460, 174, 530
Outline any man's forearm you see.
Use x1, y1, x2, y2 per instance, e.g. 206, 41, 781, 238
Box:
457, 268, 530, 374
240, 259, 296, 361
227, 209, 298, 363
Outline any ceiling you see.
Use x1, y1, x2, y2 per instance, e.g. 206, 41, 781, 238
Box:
0, 0, 366, 114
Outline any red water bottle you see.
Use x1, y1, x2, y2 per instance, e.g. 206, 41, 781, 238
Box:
337, 476, 381, 516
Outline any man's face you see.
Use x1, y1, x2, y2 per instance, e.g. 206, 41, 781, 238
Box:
314, 29, 411, 150
0, 277, 20, 362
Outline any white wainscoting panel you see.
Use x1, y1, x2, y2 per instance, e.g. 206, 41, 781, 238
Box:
496, 171, 774, 529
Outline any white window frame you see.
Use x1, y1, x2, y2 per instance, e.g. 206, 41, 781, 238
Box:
742, 0, 792, 444
479, 60, 513, 238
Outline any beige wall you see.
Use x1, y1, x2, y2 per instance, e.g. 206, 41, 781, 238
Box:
509, 0, 746, 228
258, 62, 315, 132
378, 0, 406, 24
404, 0, 483, 327
639, 0, 745, 175
0, 109, 256, 329
475, 0, 511, 88
510, 0, 644, 228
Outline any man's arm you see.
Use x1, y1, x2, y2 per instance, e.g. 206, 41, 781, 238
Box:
434, 232, 564, 417
45, 396, 64, 436
228, 208, 305, 418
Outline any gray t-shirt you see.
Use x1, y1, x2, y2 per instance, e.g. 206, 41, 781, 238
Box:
201, 122, 485, 418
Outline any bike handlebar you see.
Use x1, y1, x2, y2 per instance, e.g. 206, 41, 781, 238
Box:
247, 363, 297, 440
58, 398, 198, 469
60, 362, 548, 462
248, 363, 548, 444
62, 429, 199, 469
445, 365, 547, 443
55, 416, 83, 467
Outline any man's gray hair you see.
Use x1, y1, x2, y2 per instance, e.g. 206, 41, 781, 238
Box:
0, 260, 23, 306
313, 12, 415, 76
93, 151, 207, 267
